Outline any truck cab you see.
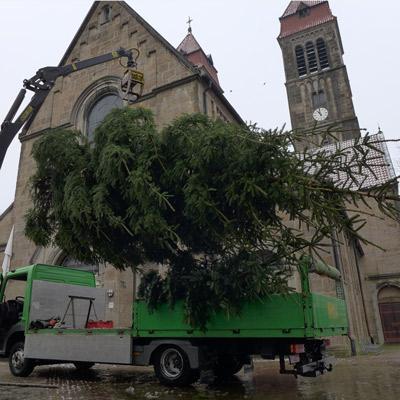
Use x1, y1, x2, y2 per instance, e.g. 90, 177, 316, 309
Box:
0, 264, 96, 375
0, 267, 30, 357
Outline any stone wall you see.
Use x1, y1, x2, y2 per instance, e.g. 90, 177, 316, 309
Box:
351, 191, 400, 343
283, 214, 371, 351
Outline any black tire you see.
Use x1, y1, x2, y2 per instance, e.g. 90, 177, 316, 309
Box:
73, 361, 95, 370
153, 345, 193, 387
214, 355, 243, 378
9, 341, 35, 377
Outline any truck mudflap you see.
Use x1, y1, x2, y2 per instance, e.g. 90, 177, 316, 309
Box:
280, 354, 334, 377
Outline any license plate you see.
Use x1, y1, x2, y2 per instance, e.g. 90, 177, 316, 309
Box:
289, 354, 300, 364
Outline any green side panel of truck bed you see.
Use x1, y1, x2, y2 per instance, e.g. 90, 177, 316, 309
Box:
310, 293, 348, 337
134, 293, 348, 339
136, 294, 304, 338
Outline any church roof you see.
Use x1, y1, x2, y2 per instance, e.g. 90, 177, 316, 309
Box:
281, 1, 326, 18
177, 32, 202, 54
279, 1, 336, 39
177, 32, 220, 87
309, 133, 396, 191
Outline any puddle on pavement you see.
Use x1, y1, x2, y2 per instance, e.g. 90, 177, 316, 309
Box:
113, 358, 400, 400
3, 355, 399, 400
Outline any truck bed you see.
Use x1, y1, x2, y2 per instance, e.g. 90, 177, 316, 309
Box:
133, 292, 348, 339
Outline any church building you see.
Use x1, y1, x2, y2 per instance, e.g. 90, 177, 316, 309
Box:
0, 0, 399, 349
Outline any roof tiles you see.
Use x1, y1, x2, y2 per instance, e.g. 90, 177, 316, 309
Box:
279, 1, 335, 38
308, 133, 396, 191
281, 1, 326, 18
177, 32, 220, 86
177, 33, 202, 54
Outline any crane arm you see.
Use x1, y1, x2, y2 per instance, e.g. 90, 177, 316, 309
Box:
0, 48, 134, 169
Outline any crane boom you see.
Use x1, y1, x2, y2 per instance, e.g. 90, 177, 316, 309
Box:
0, 48, 135, 169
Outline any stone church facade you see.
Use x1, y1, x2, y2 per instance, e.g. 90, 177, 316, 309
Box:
0, 1, 243, 328
0, 0, 399, 349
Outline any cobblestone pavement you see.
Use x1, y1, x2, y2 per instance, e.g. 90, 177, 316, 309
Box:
1, 344, 400, 400
0, 361, 157, 400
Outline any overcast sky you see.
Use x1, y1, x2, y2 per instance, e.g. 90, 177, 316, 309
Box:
0, 0, 399, 214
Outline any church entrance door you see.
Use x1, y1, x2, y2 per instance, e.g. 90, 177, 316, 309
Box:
379, 302, 400, 342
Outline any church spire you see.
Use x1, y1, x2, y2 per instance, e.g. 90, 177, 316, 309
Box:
176, 21, 220, 86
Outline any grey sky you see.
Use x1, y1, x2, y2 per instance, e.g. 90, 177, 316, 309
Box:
1, 0, 399, 214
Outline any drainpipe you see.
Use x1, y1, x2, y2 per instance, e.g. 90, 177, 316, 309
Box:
353, 244, 374, 344
203, 78, 212, 115
331, 231, 357, 356
132, 269, 137, 329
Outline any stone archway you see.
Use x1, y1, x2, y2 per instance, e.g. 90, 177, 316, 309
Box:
371, 281, 400, 344
70, 75, 124, 135
29, 245, 63, 266
378, 285, 400, 342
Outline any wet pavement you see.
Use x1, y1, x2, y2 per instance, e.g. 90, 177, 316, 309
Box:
1, 344, 400, 399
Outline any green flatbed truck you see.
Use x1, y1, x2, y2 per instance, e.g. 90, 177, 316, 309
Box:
0, 260, 348, 386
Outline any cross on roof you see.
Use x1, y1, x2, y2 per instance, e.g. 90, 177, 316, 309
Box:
187, 16, 193, 33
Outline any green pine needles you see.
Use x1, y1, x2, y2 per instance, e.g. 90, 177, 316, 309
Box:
25, 107, 399, 330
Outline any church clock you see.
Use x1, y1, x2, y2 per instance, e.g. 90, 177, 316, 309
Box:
313, 107, 328, 121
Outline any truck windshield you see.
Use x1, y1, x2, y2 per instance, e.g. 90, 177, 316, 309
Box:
2, 275, 27, 302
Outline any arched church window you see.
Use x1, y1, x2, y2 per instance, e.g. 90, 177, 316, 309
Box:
316, 38, 330, 69
306, 42, 318, 73
101, 5, 111, 23
86, 94, 122, 141
61, 255, 99, 275
295, 46, 307, 77
313, 90, 326, 106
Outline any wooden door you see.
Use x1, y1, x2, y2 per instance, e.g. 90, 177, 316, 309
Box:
379, 302, 400, 342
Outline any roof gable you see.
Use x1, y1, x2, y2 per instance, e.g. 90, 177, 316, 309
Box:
281, 1, 326, 18
45, 1, 243, 129
297, 2, 312, 11
58, 2, 223, 89
59, 1, 193, 71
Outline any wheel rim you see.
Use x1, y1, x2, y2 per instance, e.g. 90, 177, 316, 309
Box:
11, 347, 25, 371
160, 348, 183, 378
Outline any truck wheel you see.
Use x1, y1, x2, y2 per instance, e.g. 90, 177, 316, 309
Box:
214, 355, 243, 378
153, 345, 193, 387
9, 341, 35, 377
73, 362, 95, 370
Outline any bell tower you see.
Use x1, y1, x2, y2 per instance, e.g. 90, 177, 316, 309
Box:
278, 1, 360, 151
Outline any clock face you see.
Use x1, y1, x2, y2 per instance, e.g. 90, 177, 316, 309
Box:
313, 107, 328, 121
